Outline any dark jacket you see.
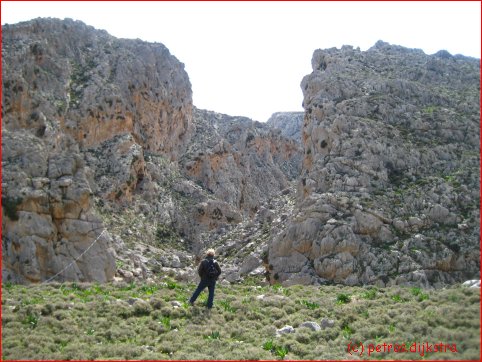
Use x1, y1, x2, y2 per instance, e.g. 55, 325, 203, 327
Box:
198, 256, 221, 280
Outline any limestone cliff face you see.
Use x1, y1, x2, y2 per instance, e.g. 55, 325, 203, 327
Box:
2, 127, 116, 283
2, 18, 192, 283
2, 18, 192, 158
268, 42, 480, 287
182, 108, 302, 216
2, 18, 302, 284
266, 112, 304, 143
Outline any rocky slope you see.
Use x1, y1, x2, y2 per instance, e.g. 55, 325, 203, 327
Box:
267, 42, 480, 287
2, 18, 301, 284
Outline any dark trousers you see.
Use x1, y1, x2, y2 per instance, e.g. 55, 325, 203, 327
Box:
189, 278, 216, 308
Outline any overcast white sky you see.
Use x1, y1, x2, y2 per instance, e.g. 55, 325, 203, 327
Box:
2, 1, 481, 122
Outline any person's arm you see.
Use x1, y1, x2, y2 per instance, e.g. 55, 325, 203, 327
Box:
215, 262, 221, 276
198, 260, 205, 278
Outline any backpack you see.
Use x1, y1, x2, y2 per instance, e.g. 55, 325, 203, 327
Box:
205, 259, 219, 279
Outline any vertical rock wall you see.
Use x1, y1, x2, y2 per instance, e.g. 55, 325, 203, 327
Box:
268, 42, 480, 287
2, 18, 193, 283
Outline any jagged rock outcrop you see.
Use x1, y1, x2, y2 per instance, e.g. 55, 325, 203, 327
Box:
268, 42, 480, 287
2, 128, 116, 283
2, 18, 193, 283
181, 108, 302, 215
2, 18, 193, 158
266, 112, 304, 143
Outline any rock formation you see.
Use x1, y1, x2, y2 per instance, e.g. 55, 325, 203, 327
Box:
182, 108, 302, 216
266, 112, 304, 143
2, 17, 192, 283
2, 19, 479, 288
267, 42, 480, 287
2, 18, 301, 284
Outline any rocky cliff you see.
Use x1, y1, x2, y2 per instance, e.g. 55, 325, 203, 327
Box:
2, 18, 301, 284
267, 42, 480, 287
2, 18, 192, 283
182, 108, 302, 216
266, 112, 304, 143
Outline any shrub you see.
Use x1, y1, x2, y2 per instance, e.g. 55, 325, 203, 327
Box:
204, 331, 220, 340
263, 340, 289, 360
2, 196, 23, 221
361, 288, 377, 300
336, 293, 351, 304
23, 311, 39, 329
1, 281, 479, 360
156, 224, 178, 243
132, 301, 152, 317
300, 300, 320, 309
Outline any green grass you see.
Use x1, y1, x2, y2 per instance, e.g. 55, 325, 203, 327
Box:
1, 281, 479, 360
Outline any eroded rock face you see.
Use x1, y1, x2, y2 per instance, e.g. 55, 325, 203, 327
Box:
2, 129, 116, 283
268, 42, 480, 287
2, 18, 192, 283
2, 18, 193, 158
4, 19, 479, 289
2, 18, 302, 284
181, 108, 302, 216
266, 112, 304, 143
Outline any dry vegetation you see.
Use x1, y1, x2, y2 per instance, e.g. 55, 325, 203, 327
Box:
1, 279, 480, 360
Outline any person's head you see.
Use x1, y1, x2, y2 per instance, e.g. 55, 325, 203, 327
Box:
206, 248, 215, 257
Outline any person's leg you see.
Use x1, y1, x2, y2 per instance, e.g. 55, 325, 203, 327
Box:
207, 280, 216, 309
189, 280, 207, 304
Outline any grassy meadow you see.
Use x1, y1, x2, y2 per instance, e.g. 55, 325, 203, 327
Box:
1, 279, 480, 360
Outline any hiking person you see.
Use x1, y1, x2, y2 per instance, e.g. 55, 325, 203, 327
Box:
189, 248, 221, 309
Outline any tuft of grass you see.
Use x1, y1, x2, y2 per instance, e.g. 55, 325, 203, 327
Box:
299, 299, 320, 309
341, 324, 354, 339
336, 293, 351, 304
274, 345, 289, 359
361, 288, 377, 300
165, 279, 181, 290
23, 311, 39, 329
411, 286, 429, 301
159, 316, 171, 330
219, 300, 236, 313
139, 285, 159, 296
204, 331, 220, 340
263, 340, 289, 360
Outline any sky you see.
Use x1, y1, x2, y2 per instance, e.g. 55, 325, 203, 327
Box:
2, 1, 481, 122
